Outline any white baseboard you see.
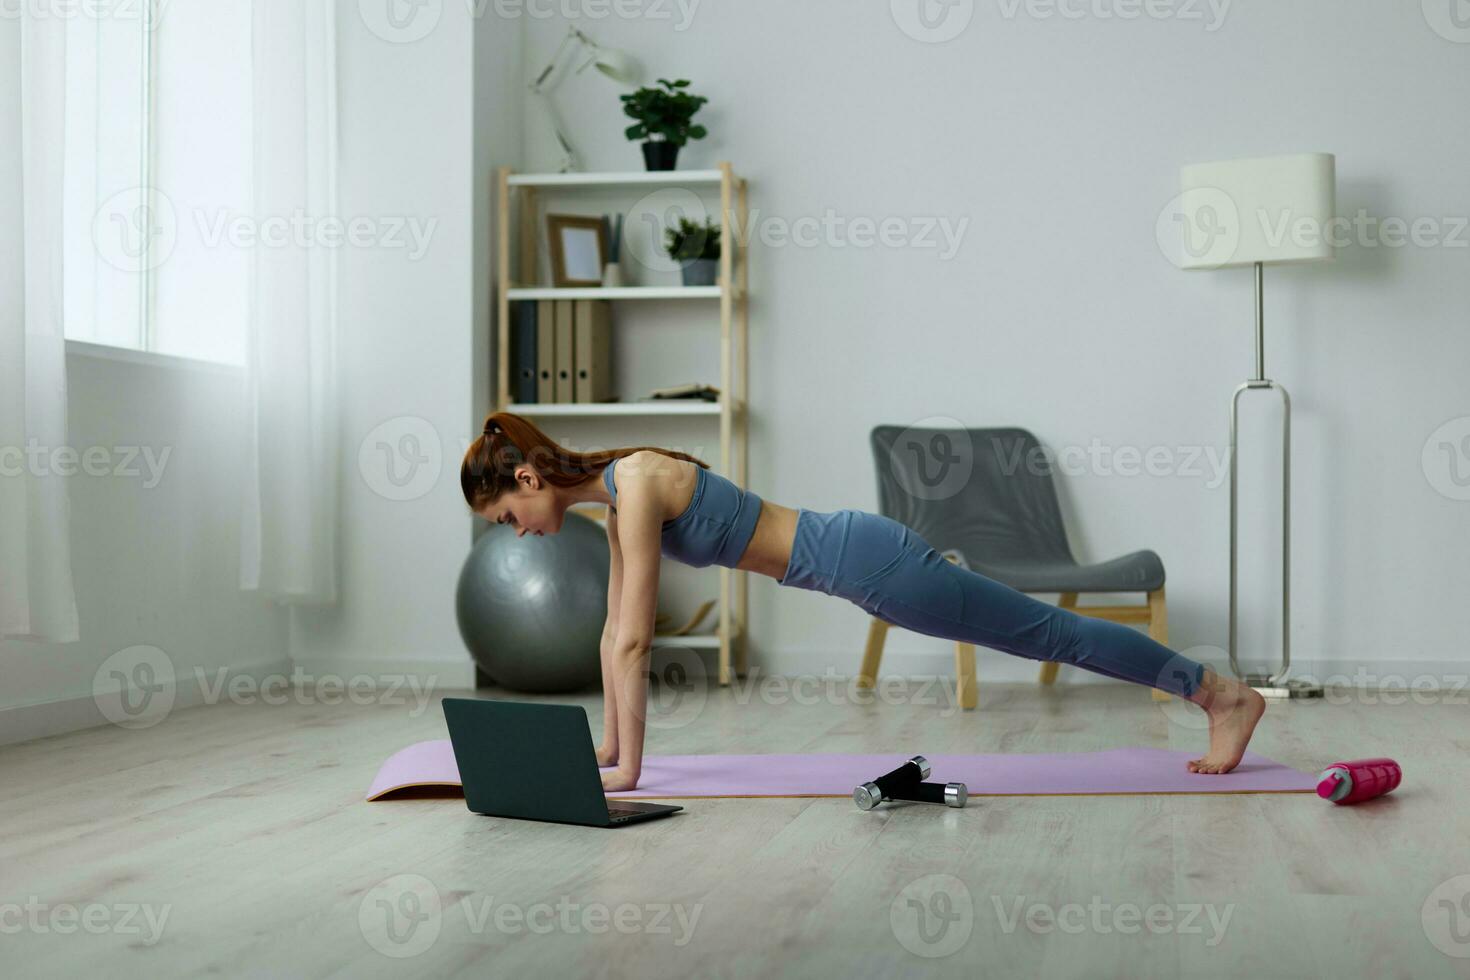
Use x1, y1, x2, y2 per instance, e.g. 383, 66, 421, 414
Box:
762, 647, 1114, 686
0, 658, 294, 748
1, 655, 476, 749
751, 647, 1470, 690
284, 655, 477, 693
8, 647, 1462, 749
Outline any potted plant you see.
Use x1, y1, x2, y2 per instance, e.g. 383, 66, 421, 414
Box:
620, 78, 708, 171
664, 216, 720, 286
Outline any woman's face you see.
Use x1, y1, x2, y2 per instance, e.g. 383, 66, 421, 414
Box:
479, 472, 560, 537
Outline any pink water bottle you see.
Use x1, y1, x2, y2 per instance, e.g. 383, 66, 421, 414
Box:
1316, 758, 1401, 805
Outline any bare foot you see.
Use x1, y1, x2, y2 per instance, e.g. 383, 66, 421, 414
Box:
1186, 670, 1266, 774
595, 743, 618, 767
600, 768, 639, 792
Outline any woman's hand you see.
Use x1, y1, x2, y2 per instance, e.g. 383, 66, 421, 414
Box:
595, 742, 619, 768
600, 767, 640, 792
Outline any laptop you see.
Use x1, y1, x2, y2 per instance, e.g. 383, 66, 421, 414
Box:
442, 698, 682, 828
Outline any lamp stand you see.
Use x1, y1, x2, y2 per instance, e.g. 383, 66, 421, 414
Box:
1227, 262, 1323, 699
528, 27, 609, 174
533, 90, 578, 173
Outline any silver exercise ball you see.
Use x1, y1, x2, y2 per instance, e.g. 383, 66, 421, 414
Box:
455, 511, 608, 693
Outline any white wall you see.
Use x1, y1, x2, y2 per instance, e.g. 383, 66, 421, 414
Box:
0, 351, 290, 743
3, 0, 498, 743
474, 4, 526, 461
287, 1, 485, 685
17, 2, 1460, 731
516, 1, 1470, 683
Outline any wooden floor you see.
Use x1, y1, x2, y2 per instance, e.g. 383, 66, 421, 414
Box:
4, 678, 1468, 979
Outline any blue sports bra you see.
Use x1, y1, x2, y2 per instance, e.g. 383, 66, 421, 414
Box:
601, 456, 763, 568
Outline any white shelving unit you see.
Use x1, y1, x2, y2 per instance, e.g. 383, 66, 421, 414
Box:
507, 169, 724, 188
505, 401, 721, 417
505, 285, 722, 301
652, 634, 719, 650
495, 163, 750, 683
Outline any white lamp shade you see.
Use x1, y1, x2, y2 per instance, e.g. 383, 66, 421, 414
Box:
592, 46, 639, 85
1178, 153, 1336, 269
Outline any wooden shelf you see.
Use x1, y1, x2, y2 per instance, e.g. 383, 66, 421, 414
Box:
505, 286, 721, 301
651, 634, 720, 650
495, 162, 750, 685
506, 169, 724, 188
506, 401, 723, 417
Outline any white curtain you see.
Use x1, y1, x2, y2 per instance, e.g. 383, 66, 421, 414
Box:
240, 0, 341, 604
0, 13, 80, 643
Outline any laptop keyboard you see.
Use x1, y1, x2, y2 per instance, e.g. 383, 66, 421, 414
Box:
607, 806, 648, 818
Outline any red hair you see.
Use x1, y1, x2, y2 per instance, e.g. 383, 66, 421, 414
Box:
460, 411, 710, 512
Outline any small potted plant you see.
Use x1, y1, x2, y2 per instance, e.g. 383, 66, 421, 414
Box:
620, 78, 708, 171
664, 216, 720, 286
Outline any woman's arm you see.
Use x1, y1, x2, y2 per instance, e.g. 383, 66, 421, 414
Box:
601, 457, 663, 792
595, 504, 623, 767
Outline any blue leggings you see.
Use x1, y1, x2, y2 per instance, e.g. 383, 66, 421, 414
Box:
778, 509, 1207, 698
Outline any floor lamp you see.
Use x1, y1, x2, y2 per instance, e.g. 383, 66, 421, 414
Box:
1178, 153, 1336, 699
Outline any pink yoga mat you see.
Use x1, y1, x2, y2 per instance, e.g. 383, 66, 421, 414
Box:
366, 740, 1316, 801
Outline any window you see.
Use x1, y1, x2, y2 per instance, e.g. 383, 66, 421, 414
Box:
64, 2, 252, 366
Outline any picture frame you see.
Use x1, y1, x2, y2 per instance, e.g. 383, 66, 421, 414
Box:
546, 214, 608, 287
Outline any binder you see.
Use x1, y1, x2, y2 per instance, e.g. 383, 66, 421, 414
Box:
574, 300, 613, 403
535, 299, 556, 402
512, 302, 538, 404
553, 300, 575, 402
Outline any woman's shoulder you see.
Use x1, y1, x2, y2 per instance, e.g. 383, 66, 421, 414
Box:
614, 451, 700, 512
614, 449, 693, 484
622, 449, 696, 478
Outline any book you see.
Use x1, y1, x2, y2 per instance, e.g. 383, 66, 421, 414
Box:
649, 383, 720, 402
535, 299, 556, 403
573, 300, 614, 403
554, 300, 575, 402
512, 302, 538, 404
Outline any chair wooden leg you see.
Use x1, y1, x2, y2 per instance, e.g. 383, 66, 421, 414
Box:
953, 640, 977, 710
857, 617, 889, 690
1147, 587, 1171, 701
1039, 592, 1077, 686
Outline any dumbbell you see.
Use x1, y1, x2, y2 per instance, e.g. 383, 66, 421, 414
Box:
890, 781, 968, 808
853, 756, 929, 811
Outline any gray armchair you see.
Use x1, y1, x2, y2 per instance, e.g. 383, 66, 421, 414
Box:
858, 425, 1171, 709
